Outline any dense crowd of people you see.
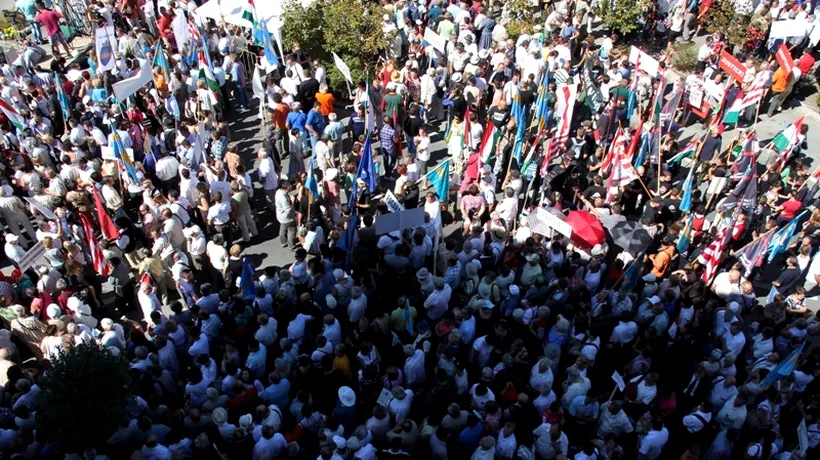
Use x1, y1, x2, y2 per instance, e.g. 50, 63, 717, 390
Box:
0, 0, 820, 459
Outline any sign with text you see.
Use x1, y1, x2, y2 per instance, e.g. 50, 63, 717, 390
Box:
382, 190, 406, 213
18, 241, 45, 273
423, 28, 446, 53
770, 20, 812, 39
527, 207, 573, 238
611, 371, 626, 392
24, 197, 57, 220
718, 50, 746, 82
629, 46, 659, 77
375, 207, 425, 235
776, 43, 796, 75
332, 52, 354, 85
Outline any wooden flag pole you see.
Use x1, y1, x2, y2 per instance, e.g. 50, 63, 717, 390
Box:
729, 228, 776, 256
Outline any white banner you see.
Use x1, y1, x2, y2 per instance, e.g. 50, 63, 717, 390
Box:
629, 46, 660, 77
172, 15, 191, 49
24, 197, 57, 220
810, 23, 820, 47
95, 26, 118, 73
112, 60, 153, 101
770, 20, 812, 39
527, 207, 573, 238
423, 27, 446, 53
18, 241, 45, 273
383, 190, 406, 213
332, 52, 354, 85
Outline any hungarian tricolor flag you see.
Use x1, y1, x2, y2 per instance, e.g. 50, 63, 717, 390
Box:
461, 106, 473, 151
0, 99, 26, 131
520, 129, 545, 174
666, 136, 699, 166
722, 89, 744, 125
478, 122, 501, 167
242, 0, 258, 27
198, 49, 223, 105
774, 116, 805, 170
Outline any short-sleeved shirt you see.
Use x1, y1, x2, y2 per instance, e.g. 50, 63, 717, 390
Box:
35, 10, 62, 36
781, 199, 802, 220
315, 92, 335, 116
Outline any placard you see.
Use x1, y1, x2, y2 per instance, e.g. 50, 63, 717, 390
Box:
611, 371, 626, 392
112, 59, 152, 101
527, 207, 573, 238
95, 26, 118, 72
629, 46, 659, 77
423, 27, 446, 53
383, 190, 406, 213
689, 85, 704, 108
24, 197, 57, 220
776, 43, 795, 75
770, 20, 812, 39
718, 50, 747, 82
101, 146, 134, 162
17, 241, 45, 273
375, 207, 425, 235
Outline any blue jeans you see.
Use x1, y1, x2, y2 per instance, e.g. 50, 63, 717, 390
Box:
29, 21, 43, 43
382, 148, 396, 176
235, 85, 248, 109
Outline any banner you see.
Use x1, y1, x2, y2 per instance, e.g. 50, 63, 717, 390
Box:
171, 15, 191, 49
423, 27, 446, 53
810, 23, 820, 47
776, 43, 795, 75
95, 26, 118, 72
527, 207, 573, 238
112, 59, 152, 101
770, 20, 812, 39
688, 81, 704, 108
332, 52, 354, 85
18, 241, 45, 273
719, 50, 747, 82
24, 197, 57, 220
382, 190, 406, 213
629, 46, 659, 77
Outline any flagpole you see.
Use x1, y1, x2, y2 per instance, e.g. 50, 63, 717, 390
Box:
729, 227, 776, 256
751, 92, 764, 133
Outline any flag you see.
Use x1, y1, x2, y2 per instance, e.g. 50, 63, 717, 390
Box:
337, 213, 358, 253
600, 126, 623, 174
708, 86, 728, 135
477, 122, 501, 166
722, 165, 755, 212
741, 172, 758, 212
165, 95, 181, 120
768, 211, 806, 262
698, 223, 734, 284
305, 156, 320, 200
539, 139, 553, 178
462, 106, 473, 151
79, 213, 110, 277
739, 231, 772, 274
242, 0, 258, 27
733, 132, 758, 175
774, 116, 806, 169
240, 257, 256, 301
762, 343, 805, 388
153, 42, 170, 77
197, 49, 222, 105
251, 66, 265, 99
54, 73, 72, 121
349, 132, 376, 207
620, 250, 646, 294
92, 188, 120, 240
253, 19, 280, 66
426, 159, 451, 201
594, 99, 614, 144
548, 84, 578, 158
108, 120, 139, 184
0, 98, 26, 131
520, 129, 545, 174
510, 99, 527, 164
659, 85, 683, 128
626, 121, 643, 157
677, 215, 693, 254
633, 132, 650, 167
532, 72, 551, 130
666, 136, 699, 166
680, 165, 695, 213
722, 89, 744, 125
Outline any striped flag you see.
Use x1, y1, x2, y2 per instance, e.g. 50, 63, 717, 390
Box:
600, 126, 624, 174
0, 98, 26, 131
108, 120, 139, 184
762, 343, 805, 388
607, 135, 637, 187
739, 230, 772, 274
732, 131, 759, 175
724, 72, 768, 124
520, 129, 545, 174
197, 49, 223, 106
548, 84, 578, 158
722, 88, 744, 125
677, 215, 693, 254
242, 0, 258, 27
680, 165, 695, 213
477, 122, 500, 166
774, 116, 806, 170
79, 213, 110, 277
698, 226, 732, 284
666, 136, 699, 166
539, 139, 553, 179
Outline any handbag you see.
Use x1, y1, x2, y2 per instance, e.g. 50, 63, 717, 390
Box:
625, 375, 645, 400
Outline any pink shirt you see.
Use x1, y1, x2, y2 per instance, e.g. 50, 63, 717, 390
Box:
35, 10, 61, 36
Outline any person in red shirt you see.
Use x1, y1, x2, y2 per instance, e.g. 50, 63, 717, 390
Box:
34, 4, 71, 59
157, 7, 175, 41
776, 190, 803, 226
797, 50, 816, 76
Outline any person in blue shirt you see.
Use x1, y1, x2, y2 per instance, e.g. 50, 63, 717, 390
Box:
286, 102, 308, 152
458, 414, 484, 457
229, 56, 248, 112
305, 101, 326, 153
16, 0, 43, 44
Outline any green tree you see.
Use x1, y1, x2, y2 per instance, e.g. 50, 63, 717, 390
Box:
597, 0, 646, 37
36, 343, 135, 452
281, 0, 386, 94
704, 0, 749, 50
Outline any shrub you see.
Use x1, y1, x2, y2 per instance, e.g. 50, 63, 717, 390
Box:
672, 43, 699, 74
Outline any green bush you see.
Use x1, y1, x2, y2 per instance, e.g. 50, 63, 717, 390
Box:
597, 0, 646, 36
36, 343, 135, 452
672, 43, 699, 74
281, 0, 385, 96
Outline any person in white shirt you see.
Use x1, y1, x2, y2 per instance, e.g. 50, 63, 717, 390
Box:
597, 401, 634, 439
257, 149, 279, 213
532, 423, 568, 459
683, 401, 714, 434
722, 323, 746, 357
388, 387, 414, 423
716, 395, 747, 430
638, 417, 670, 460
424, 278, 452, 321
253, 425, 287, 460
403, 344, 426, 387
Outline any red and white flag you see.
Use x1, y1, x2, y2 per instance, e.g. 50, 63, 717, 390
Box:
697, 224, 733, 284
548, 84, 578, 157
80, 213, 110, 277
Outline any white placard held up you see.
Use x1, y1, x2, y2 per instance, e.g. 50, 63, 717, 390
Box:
629, 46, 660, 77
770, 20, 812, 39
383, 190, 406, 213
527, 207, 573, 238
24, 197, 57, 220
101, 146, 135, 162
17, 241, 46, 273
423, 27, 446, 53
112, 60, 153, 101
611, 371, 626, 392
332, 52, 354, 85
95, 26, 118, 72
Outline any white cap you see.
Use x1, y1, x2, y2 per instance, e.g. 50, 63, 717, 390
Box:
338, 386, 356, 407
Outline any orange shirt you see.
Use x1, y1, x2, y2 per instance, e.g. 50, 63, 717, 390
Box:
153, 73, 168, 94
771, 68, 790, 93
315, 92, 335, 116
650, 245, 676, 278
272, 102, 290, 129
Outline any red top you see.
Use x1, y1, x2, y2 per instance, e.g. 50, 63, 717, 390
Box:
798, 54, 816, 75
157, 14, 174, 39
781, 199, 802, 220
34, 10, 62, 37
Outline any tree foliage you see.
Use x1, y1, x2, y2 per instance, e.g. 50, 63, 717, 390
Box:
704, 0, 748, 49
36, 343, 135, 451
597, 0, 646, 37
281, 0, 386, 94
